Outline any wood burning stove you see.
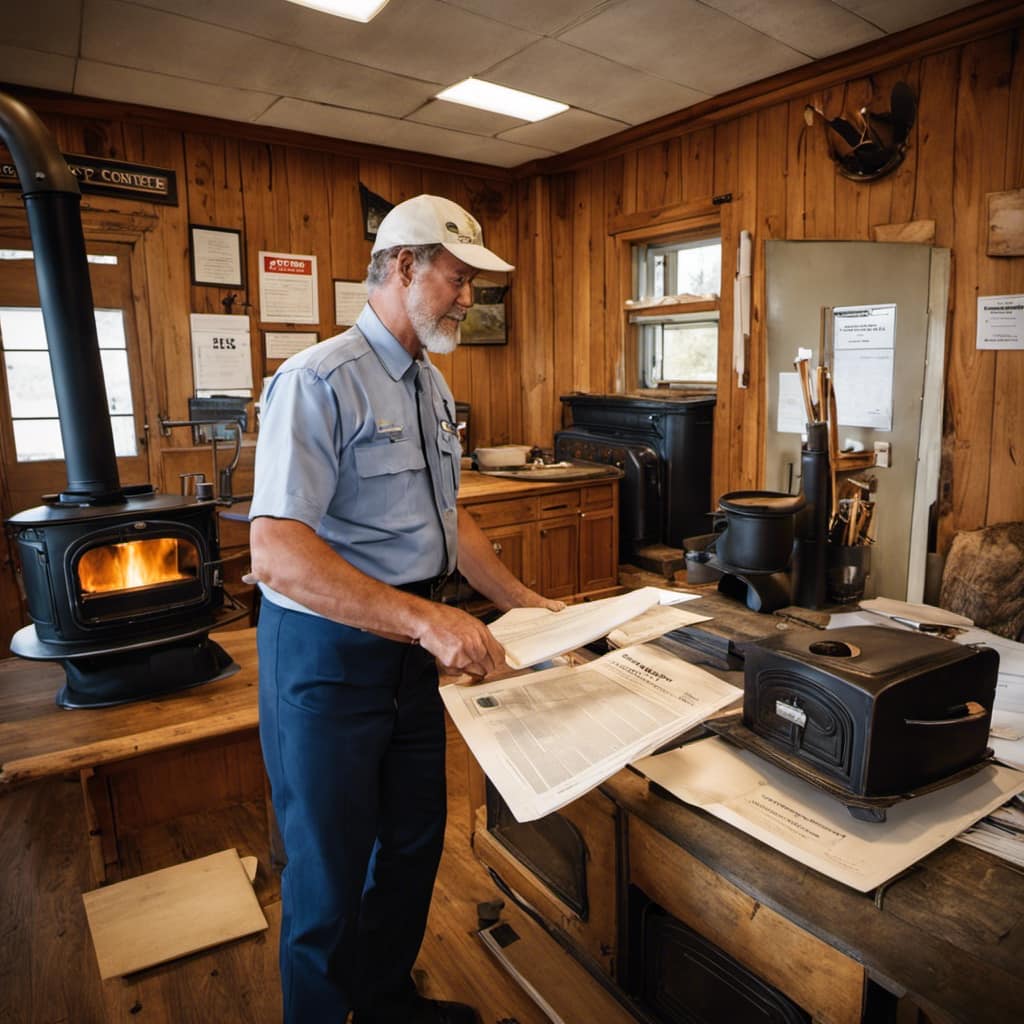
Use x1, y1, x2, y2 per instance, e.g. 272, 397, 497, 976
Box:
556, 393, 715, 565
1, 91, 242, 707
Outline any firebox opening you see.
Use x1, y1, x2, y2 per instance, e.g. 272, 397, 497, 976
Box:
76, 536, 199, 597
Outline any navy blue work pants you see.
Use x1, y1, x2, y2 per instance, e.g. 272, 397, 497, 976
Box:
257, 599, 447, 1023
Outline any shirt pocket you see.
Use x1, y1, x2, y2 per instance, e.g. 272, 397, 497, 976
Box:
353, 439, 425, 478
437, 426, 462, 510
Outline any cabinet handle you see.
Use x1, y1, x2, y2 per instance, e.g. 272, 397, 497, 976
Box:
491, 541, 503, 556
542, 503, 570, 512
540, 529, 548, 538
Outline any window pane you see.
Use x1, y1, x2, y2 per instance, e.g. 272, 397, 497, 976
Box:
662, 323, 718, 382
0, 307, 48, 350
110, 415, 138, 457
95, 309, 127, 348
100, 349, 134, 414
6, 351, 58, 417
676, 243, 721, 296
14, 418, 63, 461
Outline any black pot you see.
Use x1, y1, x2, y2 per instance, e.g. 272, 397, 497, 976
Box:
715, 490, 806, 572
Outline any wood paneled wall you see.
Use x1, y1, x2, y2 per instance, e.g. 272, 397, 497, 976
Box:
0, 100, 521, 507
1, 8, 1021, 558
517, 19, 1024, 550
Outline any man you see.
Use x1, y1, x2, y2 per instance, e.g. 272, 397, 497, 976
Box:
249, 194, 563, 1024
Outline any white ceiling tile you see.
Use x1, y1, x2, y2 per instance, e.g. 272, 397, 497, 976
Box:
406, 99, 527, 135
701, 1, 884, 59
833, 1, 975, 34
4, 0, 82, 57
486, 39, 708, 125
127, 0, 539, 87
81, 0, 436, 117
255, 97, 554, 166
559, 0, 808, 95
439, 0, 612, 36
0, 45, 76, 93
497, 108, 629, 152
73, 61, 278, 122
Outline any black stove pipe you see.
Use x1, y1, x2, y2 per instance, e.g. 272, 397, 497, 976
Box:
0, 91, 123, 504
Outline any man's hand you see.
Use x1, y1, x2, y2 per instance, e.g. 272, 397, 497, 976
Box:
415, 602, 509, 679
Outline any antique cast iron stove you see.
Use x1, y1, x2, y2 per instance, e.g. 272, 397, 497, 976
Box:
0, 91, 240, 707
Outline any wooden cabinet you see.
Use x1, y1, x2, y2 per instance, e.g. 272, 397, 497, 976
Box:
458, 473, 620, 602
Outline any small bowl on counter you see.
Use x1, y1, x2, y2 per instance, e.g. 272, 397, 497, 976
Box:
472, 444, 535, 470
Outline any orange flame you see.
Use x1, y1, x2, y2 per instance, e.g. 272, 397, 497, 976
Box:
78, 537, 196, 595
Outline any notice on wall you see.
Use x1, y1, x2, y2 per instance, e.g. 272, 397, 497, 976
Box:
335, 280, 368, 326
977, 294, 1024, 350
258, 252, 319, 324
832, 304, 895, 431
776, 372, 807, 434
190, 314, 253, 392
264, 331, 318, 360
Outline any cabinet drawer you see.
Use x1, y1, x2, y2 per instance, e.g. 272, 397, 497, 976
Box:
581, 483, 615, 511
464, 496, 538, 529
537, 490, 580, 519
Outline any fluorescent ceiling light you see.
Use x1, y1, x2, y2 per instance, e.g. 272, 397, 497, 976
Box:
283, 0, 390, 22
436, 79, 568, 123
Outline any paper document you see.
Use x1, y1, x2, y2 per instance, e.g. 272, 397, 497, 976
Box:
956, 794, 1024, 866
608, 605, 712, 648
634, 736, 1024, 892
441, 644, 740, 822
858, 597, 973, 628
488, 587, 663, 669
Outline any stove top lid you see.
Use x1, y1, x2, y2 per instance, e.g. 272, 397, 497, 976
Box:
7, 492, 213, 526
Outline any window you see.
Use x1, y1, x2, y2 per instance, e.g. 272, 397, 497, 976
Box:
632, 236, 721, 388
0, 297, 137, 462
635, 237, 721, 302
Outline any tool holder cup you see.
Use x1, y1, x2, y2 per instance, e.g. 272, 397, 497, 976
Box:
826, 543, 871, 603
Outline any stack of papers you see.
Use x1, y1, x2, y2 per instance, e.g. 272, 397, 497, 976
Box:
488, 587, 666, 669
956, 795, 1024, 867
634, 736, 1024, 892
828, 598, 1024, 771
442, 643, 740, 821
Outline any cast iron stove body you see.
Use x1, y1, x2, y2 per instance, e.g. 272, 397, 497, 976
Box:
555, 393, 715, 562
741, 626, 998, 811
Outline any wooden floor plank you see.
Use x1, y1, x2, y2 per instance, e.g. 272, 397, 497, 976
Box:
0, 730, 556, 1023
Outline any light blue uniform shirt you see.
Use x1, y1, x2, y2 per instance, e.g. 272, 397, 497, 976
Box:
250, 304, 461, 616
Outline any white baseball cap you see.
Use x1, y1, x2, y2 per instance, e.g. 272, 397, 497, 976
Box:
371, 194, 514, 272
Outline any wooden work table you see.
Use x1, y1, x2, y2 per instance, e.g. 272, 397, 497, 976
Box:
0, 629, 263, 884
466, 589, 1024, 1024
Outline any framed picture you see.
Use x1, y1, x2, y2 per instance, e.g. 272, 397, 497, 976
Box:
189, 225, 244, 288
360, 183, 394, 241
461, 280, 509, 345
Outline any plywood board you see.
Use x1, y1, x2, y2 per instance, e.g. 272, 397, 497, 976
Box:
987, 188, 1024, 255
872, 220, 937, 244
478, 899, 636, 1024
83, 848, 267, 979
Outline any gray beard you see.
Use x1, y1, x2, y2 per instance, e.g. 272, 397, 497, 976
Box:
408, 282, 461, 354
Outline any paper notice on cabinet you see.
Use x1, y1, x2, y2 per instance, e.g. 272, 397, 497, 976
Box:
832, 304, 895, 430
488, 587, 663, 669
442, 644, 740, 822
634, 736, 1024, 892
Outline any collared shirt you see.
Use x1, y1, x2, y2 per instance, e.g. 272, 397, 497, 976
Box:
250, 304, 461, 616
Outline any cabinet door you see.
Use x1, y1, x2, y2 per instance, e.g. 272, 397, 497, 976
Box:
538, 515, 579, 598
579, 507, 617, 592
484, 522, 538, 591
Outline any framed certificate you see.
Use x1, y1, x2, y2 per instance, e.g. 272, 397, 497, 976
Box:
189, 225, 244, 288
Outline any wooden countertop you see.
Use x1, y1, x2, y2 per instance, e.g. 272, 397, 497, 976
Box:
219, 468, 621, 524
457, 469, 620, 502
0, 629, 258, 788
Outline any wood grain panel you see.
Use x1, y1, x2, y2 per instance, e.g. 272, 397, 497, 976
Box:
942, 32, 1011, 550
